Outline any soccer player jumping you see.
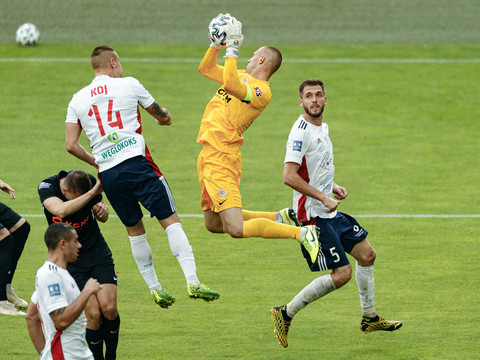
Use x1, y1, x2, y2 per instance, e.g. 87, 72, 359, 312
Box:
65, 45, 219, 308
197, 14, 320, 261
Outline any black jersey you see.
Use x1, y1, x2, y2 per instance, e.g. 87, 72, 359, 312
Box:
38, 170, 106, 253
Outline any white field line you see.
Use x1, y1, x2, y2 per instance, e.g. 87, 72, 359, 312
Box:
1, 57, 480, 64
20, 213, 480, 218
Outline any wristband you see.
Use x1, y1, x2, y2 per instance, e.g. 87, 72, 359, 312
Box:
225, 46, 239, 58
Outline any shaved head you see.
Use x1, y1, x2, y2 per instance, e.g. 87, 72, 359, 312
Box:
91, 45, 116, 71
261, 46, 282, 76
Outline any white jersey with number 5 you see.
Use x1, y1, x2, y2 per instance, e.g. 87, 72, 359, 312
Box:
66, 75, 155, 172
33, 261, 93, 360
284, 115, 336, 221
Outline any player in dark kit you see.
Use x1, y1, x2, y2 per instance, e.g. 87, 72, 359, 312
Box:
38, 170, 119, 360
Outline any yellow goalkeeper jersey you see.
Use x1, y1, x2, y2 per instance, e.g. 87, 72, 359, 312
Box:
197, 47, 272, 153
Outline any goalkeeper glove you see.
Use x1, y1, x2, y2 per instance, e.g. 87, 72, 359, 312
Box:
225, 17, 243, 58
209, 13, 229, 49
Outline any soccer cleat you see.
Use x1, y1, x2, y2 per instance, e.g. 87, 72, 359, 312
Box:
0, 301, 26, 316
278, 208, 301, 227
300, 225, 320, 263
152, 289, 176, 309
187, 284, 220, 302
7, 288, 28, 308
270, 305, 292, 348
360, 315, 403, 333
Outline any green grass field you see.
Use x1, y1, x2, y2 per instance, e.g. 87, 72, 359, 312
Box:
1, 0, 479, 358
1, 43, 478, 360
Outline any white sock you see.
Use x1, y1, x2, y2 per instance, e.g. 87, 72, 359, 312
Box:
355, 263, 376, 317
6, 284, 12, 292
166, 223, 200, 286
287, 274, 336, 318
129, 233, 161, 292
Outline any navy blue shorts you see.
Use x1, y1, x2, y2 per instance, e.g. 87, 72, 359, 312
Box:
301, 212, 368, 271
99, 156, 177, 227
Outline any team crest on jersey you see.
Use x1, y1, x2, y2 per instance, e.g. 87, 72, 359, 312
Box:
108, 132, 119, 144
48, 284, 61, 297
293, 140, 303, 152
218, 188, 227, 197
254, 87, 262, 97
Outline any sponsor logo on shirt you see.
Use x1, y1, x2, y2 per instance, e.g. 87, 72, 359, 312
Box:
254, 87, 262, 97
48, 284, 61, 297
215, 88, 232, 103
293, 141, 303, 152
100, 136, 137, 159
108, 132, 119, 144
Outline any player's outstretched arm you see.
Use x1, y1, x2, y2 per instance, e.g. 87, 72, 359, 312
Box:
145, 102, 171, 126
65, 123, 97, 168
0, 179, 15, 199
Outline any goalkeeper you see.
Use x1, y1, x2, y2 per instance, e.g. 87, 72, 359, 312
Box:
197, 14, 320, 261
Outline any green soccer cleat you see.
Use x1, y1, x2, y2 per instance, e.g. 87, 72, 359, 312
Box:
152, 289, 176, 309
278, 208, 301, 227
300, 225, 320, 263
360, 315, 402, 333
187, 284, 220, 302
270, 305, 292, 348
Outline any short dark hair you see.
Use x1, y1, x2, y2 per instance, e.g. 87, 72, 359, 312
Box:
299, 78, 325, 97
63, 171, 92, 195
91, 45, 116, 70
44, 223, 75, 250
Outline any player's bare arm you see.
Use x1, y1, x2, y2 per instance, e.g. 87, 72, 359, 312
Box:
49, 278, 102, 330
92, 200, 109, 223
0, 179, 16, 199
65, 122, 97, 167
284, 162, 340, 213
43, 181, 103, 218
25, 302, 45, 354
145, 102, 171, 125
333, 183, 348, 200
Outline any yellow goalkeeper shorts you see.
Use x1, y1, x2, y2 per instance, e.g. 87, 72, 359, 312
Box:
197, 145, 242, 212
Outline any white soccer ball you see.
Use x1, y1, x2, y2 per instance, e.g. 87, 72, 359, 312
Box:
16, 23, 40, 46
208, 14, 233, 47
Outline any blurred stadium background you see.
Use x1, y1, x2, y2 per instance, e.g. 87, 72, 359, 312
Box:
1, 0, 479, 45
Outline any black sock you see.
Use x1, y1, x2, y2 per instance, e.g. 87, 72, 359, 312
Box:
102, 314, 120, 360
8, 221, 30, 283
0, 234, 14, 300
86, 328, 104, 360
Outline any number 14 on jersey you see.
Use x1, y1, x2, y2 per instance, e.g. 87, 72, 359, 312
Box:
88, 100, 124, 136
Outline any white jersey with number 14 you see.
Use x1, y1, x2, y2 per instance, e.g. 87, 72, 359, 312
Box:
66, 75, 155, 172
